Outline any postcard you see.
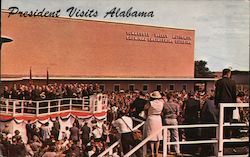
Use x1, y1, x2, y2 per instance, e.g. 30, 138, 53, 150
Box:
0, 0, 249, 156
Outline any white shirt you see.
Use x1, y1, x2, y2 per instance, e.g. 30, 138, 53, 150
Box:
65, 130, 70, 139
92, 127, 103, 139
112, 106, 118, 113
112, 116, 133, 134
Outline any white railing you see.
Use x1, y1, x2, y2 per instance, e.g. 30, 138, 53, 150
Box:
0, 94, 108, 116
123, 103, 249, 157
218, 103, 249, 157
125, 124, 220, 157
98, 117, 145, 157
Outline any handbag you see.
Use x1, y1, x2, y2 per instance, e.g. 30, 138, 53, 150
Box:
121, 117, 143, 141
131, 129, 143, 141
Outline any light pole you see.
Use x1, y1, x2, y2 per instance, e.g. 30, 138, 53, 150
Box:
1, 0, 13, 93
0, 36, 13, 81
1, 2, 13, 84
1, 9, 13, 88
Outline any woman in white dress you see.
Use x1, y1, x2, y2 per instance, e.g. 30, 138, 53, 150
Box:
144, 91, 164, 157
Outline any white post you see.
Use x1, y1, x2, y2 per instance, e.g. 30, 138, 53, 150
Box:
36, 102, 39, 116
58, 100, 61, 112
69, 99, 72, 110
163, 127, 168, 157
215, 125, 219, 157
21, 101, 24, 115
108, 149, 113, 156
90, 96, 94, 114
82, 97, 85, 110
13, 101, 16, 116
6, 99, 9, 114
143, 125, 147, 157
218, 103, 224, 157
48, 101, 51, 114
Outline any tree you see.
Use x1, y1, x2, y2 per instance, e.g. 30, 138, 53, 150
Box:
195, 60, 215, 78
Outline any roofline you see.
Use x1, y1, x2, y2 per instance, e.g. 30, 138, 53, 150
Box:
1, 76, 217, 81
1, 10, 195, 31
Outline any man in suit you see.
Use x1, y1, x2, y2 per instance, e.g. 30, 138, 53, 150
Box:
200, 94, 218, 156
81, 122, 91, 147
215, 68, 237, 138
183, 92, 200, 125
26, 120, 33, 143
130, 91, 147, 121
53, 117, 60, 141
183, 92, 201, 155
70, 122, 80, 142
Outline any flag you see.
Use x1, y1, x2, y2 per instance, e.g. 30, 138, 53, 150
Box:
46, 68, 49, 85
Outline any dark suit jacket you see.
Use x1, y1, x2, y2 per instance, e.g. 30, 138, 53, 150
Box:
81, 125, 91, 139
215, 77, 236, 122
201, 99, 218, 123
184, 98, 200, 124
130, 97, 147, 119
215, 77, 236, 106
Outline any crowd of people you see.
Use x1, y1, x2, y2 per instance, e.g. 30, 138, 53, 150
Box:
0, 116, 121, 157
0, 69, 249, 157
2, 83, 101, 101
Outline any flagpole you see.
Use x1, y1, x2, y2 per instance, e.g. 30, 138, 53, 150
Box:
29, 66, 33, 85
46, 67, 49, 85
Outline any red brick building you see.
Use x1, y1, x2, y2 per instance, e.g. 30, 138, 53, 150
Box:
1, 11, 215, 92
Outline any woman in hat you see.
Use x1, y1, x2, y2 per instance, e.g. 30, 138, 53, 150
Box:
144, 91, 164, 157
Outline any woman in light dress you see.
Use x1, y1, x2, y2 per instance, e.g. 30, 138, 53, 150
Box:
144, 91, 164, 157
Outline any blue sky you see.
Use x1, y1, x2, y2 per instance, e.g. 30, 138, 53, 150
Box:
2, 0, 249, 71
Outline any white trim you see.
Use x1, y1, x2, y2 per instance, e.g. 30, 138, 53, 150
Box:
1, 76, 217, 81
1, 78, 24, 81
220, 103, 249, 108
